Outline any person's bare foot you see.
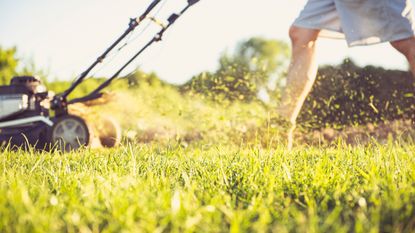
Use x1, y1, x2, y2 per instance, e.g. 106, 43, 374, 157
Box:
269, 115, 296, 151
286, 123, 296, 151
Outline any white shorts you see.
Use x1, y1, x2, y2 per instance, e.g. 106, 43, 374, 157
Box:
293, 0, 415, 46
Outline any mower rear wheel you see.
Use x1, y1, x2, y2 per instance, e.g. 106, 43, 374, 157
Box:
51, 115, 90, 152
97, 116, 122, 148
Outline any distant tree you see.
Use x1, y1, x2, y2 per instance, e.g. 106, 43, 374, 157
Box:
0, 47, 18, 85
0, 46, 47, 85
231, 36, 290, 88
125, 70, 169, 88
182, 37, 289, 102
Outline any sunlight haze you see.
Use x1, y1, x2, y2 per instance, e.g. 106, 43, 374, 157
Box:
0, 0, 412, 84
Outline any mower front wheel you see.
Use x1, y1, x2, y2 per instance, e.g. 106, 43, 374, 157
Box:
50, 115, 91, 152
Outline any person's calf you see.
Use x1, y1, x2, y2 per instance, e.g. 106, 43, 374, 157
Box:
390, 37, 415, 76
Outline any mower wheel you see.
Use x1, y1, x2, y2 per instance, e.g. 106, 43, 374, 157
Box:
97, 116, 122, 148
51, 115, 90, 152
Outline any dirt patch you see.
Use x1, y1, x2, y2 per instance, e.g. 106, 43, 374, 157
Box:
302, 120, 415, 145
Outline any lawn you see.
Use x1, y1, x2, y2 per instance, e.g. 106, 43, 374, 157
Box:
1, 84, 415, 233
1, 142, 415, 232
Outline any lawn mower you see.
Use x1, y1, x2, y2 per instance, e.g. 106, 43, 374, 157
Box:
0, 0, 200, 151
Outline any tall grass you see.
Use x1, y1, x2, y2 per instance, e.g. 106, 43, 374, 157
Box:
1, 143, 415, 232
1, 83, 415, 232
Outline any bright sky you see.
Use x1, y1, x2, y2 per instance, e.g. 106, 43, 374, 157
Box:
0, 0, 412, 84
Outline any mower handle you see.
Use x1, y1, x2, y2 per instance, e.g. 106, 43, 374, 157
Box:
58, 0, 163, 102
68, 0, 201, 105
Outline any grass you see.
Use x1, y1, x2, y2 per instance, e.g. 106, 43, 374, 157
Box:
1, 142, 415, 232
1, 85, 415, 232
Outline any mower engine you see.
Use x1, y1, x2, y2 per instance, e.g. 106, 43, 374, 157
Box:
0, 76, 121, 151
0, 76, 52, 149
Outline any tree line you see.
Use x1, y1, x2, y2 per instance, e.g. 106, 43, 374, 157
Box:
1, 39, 414, 129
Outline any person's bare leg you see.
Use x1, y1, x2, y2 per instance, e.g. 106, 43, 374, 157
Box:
276, 26, 320, 149
390, 37, 415, 76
